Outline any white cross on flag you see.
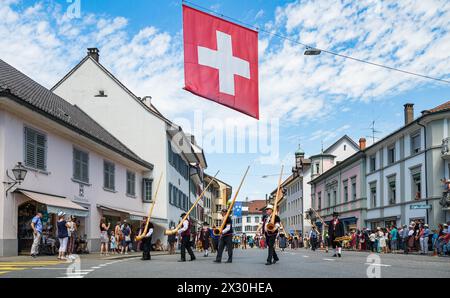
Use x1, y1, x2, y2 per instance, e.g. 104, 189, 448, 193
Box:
183, 5, 259, 119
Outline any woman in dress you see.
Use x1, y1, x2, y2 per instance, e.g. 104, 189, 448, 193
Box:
100, 217, 110, 256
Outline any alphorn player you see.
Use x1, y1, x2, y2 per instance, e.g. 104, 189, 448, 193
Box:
214, 208, 233, 263
177, 213, 196, 262
262, 204, 280, 265
329, 211, 345, 257
140, 218, 154, 261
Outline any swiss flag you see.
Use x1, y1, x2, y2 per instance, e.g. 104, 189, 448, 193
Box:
183, 5, 259, 119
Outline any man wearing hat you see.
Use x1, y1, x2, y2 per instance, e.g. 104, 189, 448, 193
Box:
262, 204, 281, 265
177, 213, 196, 262
199, 222, 211, 257
328, 211, 344, 257
214, 208, 233, 263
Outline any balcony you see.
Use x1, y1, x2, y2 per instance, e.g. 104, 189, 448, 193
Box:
441, 138, 450, 159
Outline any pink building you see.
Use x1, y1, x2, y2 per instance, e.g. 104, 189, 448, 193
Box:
310, 139, 367, 232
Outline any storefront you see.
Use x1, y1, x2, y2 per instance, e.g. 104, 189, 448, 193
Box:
16, 190, 88, 254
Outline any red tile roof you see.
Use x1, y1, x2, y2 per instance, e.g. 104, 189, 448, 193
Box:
426, 101, 450, 113
247, 200, 266, 214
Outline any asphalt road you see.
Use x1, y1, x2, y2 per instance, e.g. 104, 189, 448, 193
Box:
1, 248, 449, 278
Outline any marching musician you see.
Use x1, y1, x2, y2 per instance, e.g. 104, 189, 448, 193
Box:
329, 211, 345, 257
177, 213, 196, 262
262, 204, 280, 265
141, 218, 154, 261
214, 208, 233, 263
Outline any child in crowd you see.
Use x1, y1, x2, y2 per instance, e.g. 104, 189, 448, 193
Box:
110, 232, 117, 254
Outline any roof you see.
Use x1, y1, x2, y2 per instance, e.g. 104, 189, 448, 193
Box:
52, 52, 207, 169
247, 200, 266, 214
324, 135, 359, 154
423, 101, 450, 113
0, 59, 153, 170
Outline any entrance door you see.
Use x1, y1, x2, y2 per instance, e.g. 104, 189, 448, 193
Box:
17, 201, 37, 253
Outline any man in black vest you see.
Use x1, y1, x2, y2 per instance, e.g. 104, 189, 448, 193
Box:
329, 211, 345, 257
177, 213, 196, 262
214, 209, 233, 263
141, 218, 154, 261
263, 204, 280, 265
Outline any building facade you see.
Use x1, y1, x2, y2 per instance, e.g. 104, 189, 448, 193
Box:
52, 48, 207, 239
0, 59, 155, 256
365, 103, 450, 229
232, 199, 265, 237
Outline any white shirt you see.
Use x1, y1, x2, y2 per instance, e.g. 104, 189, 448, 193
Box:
222, 224, 231, 234
178, 220, 189, 234
145, 228, 153, 238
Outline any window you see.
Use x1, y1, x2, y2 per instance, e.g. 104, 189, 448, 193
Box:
411, 168, 421, 200
351, 178, 357, 201
126, 171, 136, 196
246, 216, 251, 223
103, 161, 115, 190
73, 148, 89, 183
255, 217, 259, 223
411, 132, 421, 154
344, 145, 347, 151
318, 192, 322, 210
388, 145, 395, 165
388, 176, 396, 205
24, 127, 47, 170
370, 182, 377, 208
327, 192, 331, 207
343, 180, 348, 202
169, 183, 174, 204
333, 190, 337, 206
142, 178, 153, 202
370, 155, 376, 172
315, 163, 320, 174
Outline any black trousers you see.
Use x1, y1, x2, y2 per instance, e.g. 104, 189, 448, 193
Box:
142, 236, 152, 260
266, 235, 278, 263
216, 235, 233, 261
330, 236, 342, 249
180, 235, 195, 260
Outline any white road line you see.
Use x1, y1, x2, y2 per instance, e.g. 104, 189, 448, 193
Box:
32, 267, 68, 270
323, 258, 336, 261
91, 266, 102, 269
365, 263, 391, 267
302, 256, 309, 258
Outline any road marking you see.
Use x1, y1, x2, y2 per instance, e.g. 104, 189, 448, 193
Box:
32, 267, 68, 270
323, 258, 336, 261
302, 255, 309, 258
91, 266, 102, 269
365, 263, 391, 267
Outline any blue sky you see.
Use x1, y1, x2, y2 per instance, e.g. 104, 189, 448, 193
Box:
1, 0, 450, 201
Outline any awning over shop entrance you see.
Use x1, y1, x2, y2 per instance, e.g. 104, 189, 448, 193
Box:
17, 190, 89, 217
96, 204, 167, 224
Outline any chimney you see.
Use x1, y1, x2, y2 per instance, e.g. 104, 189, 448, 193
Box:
87, 48, 99, 62
141, 96, 152, 109
404, 103, 414, 125
359, 138, 366, 150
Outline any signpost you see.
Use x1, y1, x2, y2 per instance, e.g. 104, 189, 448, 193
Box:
410, 204, 432, 210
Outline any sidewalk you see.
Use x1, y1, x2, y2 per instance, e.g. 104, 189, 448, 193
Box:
0, 251, 177, 263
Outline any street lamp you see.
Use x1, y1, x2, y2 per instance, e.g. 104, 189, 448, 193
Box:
4, 162, 28, 195
304, 47, 321, 56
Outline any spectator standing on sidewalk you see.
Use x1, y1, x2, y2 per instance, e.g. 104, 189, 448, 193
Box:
369, 230, 376, 252
121, 222, 132, 254
419, 224, 430, 255
390, 226, 399, 253
100, 218, 110, 256
30, 212, 43, 258
57, 212, 69, 260
67, 216, 77, 260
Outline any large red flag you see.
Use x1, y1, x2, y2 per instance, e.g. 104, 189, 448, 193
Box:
183, 5, 259, 119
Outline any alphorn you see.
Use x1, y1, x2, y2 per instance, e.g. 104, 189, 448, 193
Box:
213, 166, 250, 236
135, 172, 163, 241
266, 165, 284, 233
164, 170, 220, 236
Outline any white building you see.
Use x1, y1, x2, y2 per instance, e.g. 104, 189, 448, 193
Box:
52, 48, 207, 238
277, 136, 359, 235
232, 200, 265, 238
365, 103, 450, 229
0, 59, 155, 256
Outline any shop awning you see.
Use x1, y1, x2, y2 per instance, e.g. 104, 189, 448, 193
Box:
18, 190, 89, 217
96, 204, 168, 224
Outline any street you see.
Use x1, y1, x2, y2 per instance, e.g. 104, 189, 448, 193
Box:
1, 248, 449, 278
